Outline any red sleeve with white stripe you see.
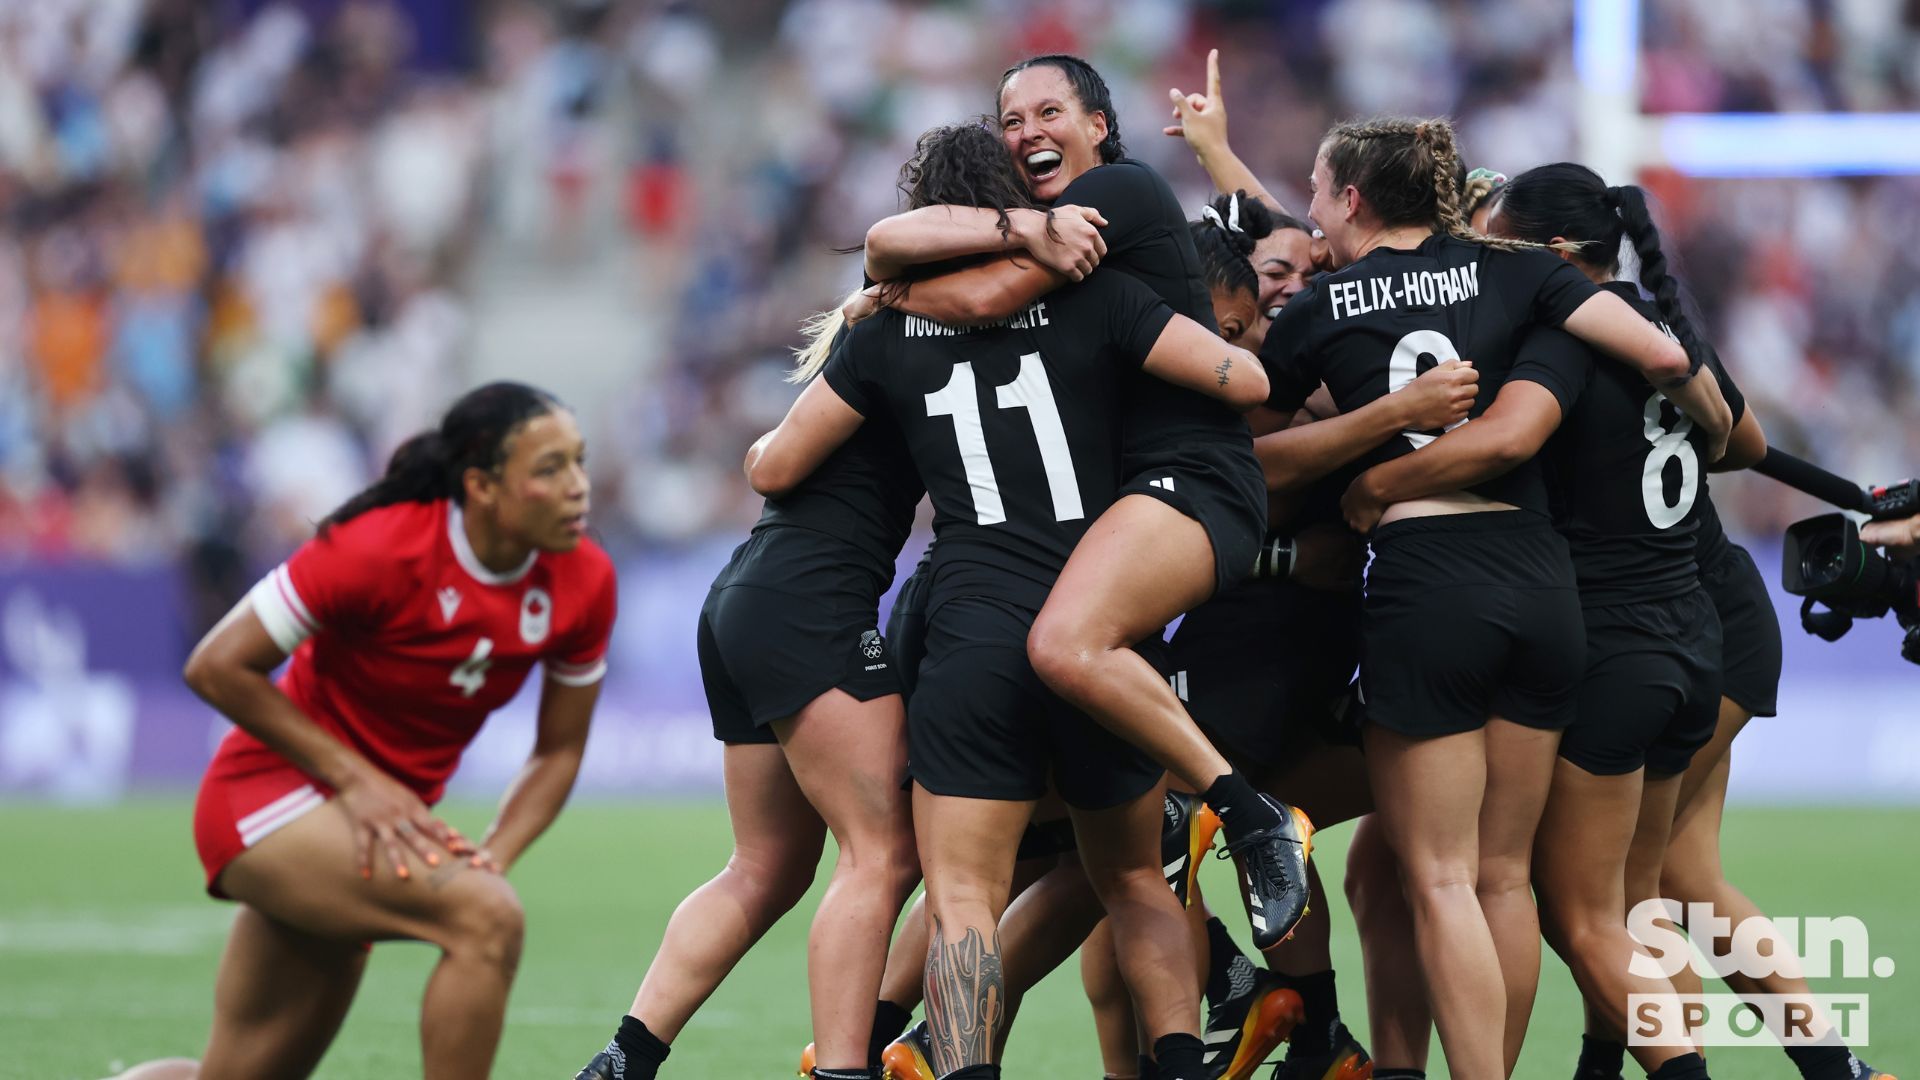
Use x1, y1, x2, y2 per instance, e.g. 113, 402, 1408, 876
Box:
545, 558, 617, 687
247, 524, 391, 654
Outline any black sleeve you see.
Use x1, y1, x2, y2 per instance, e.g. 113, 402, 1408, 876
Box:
1089, 272, 1176, 366
1700, 339, 1747, 426
1256, 285, 1324, 412
1487, 247, 1603, 326
821, 320, 885, 417
1507, 325, 1594, 417
1054, 162, 1153, 255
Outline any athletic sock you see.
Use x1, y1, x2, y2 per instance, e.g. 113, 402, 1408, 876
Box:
1203, 917, 1256, 1009
813, 1070, 873, 1080
1151, 1033, 1206, 1080
1374, 1071, 1427, 1080
1137, 1052, 1158, 1080
868, 1000, 913, 1068
1648, 1052, 1710, 1080
605, 1015, 669, 1080
1204, 771, 1278, 838
1280, 969, 1339, 1056
1575, 1034, 1627, 1079
1785, 1042, 1856, 1080
937, 1065, 999, 1080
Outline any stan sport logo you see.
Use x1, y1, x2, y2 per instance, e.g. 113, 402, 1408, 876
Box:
1626, 899, 1897, 1048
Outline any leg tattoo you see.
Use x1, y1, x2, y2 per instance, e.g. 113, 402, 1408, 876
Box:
923, 914, 1006, 1075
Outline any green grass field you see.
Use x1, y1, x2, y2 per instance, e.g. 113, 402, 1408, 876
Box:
1, 799, 1914, 1079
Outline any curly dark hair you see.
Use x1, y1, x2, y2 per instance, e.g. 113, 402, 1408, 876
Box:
899, 119, 1044, 227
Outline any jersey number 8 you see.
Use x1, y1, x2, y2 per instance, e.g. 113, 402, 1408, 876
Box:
1640, 392, 1699, 529
925, 353, 1082, 526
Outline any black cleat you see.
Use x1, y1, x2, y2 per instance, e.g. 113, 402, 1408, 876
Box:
1218, 795, 1314, 952
1270, 1022, 1372, 1080
1164, 790, 1223, 908
1200, 969, 1302, 1080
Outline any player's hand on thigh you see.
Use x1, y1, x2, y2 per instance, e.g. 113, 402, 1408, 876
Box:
334, 769, 457, 881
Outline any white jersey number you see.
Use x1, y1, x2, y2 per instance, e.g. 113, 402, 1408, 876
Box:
1640, 392, 1699, 529
926, 354, 1083, 526
449, 637, 494, 698
1385, 329, 1469, 450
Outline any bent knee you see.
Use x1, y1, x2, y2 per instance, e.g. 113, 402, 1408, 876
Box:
726, 847, 819, 914
445, 876, 526, 966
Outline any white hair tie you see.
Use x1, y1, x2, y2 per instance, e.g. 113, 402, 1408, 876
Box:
1200, 192, 1244, 233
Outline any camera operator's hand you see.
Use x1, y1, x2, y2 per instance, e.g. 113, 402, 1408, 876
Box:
1861, 513, 1920, 561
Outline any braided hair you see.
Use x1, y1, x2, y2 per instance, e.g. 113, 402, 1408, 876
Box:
1319, 116, 1535, 253
322, 382, 563, 530
1190, 190, 1279, 301
1494, 162, 1705, 369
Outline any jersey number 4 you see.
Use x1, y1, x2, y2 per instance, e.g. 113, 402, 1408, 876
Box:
450, 637, 494, 698
925, 354, 1082, 526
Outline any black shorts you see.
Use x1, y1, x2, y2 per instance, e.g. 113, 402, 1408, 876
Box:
1699, 542, 1781, 718
909, 594, 1162, 810
699, 529, 899, 745
886, 554, 933, 702
1119, 445, 1267, 599
1169, 576, 1362, 768
1561, 588, 1724, 777
1359, 512, 1584, 737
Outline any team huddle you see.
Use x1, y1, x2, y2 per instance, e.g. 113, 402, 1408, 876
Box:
110, 48, 1897, 1080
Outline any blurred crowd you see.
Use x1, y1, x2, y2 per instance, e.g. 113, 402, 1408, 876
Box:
3, 0, 1918, 618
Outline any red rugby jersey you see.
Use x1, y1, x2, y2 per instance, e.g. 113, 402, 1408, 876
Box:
234, 498, 617, 801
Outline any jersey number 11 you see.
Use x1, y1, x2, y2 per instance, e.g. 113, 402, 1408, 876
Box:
925, 354, 1083, 526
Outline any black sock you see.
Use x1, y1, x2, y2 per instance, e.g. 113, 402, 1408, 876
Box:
1203, 771, 1277, 838
937, 1065, 999, 1080
1151, 1033, 1206, 1080
868, 1000, 913, 1068
1203, 917, 1255, 1009
1575, 1034, 1627, 1079
813, 1070, 873, 1080
1647, 1052, 1710, 1080
1785, 1042, 1856, 1080
1136, 1052, 1158, 1080
605, 1015, 669, 1080
1374, 1071, 1427, 1080
1279, 969, 1339, 1055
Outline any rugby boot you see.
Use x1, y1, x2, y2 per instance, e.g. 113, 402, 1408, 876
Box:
1270, 1023, 1373, 1080
796, 1043, 815, 1077
1200, 971, 1303, 1080
1218, 796, 1314, 951
1164, 789, 1223, 907
879, 1021, 937, 1080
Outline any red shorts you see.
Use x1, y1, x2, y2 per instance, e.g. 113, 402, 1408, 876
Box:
194, 734, 335, 899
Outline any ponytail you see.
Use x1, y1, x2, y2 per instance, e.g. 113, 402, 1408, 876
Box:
320, 381, 563, 531
790, 296, 858, 383
1611, 184, 1704, 372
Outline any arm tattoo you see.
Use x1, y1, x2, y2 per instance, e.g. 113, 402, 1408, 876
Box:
923, 914, 1006, 1075
1216, 356, 1234, 387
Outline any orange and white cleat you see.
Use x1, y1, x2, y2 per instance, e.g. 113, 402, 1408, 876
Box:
1200, 974, 1303, 1080
878, 1021, 937, 1080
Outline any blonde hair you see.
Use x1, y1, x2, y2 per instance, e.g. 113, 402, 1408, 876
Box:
1319, 116, 1538, 254
788, 292, 863, 384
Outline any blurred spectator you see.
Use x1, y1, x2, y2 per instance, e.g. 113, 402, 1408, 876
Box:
0, 0, 1914, 621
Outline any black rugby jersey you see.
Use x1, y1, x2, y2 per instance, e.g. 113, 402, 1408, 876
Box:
1054, 159, 1259, 480
824, 271, 1174, 611
1259, 233, 1600, 515
1512, 280, 1747, 605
